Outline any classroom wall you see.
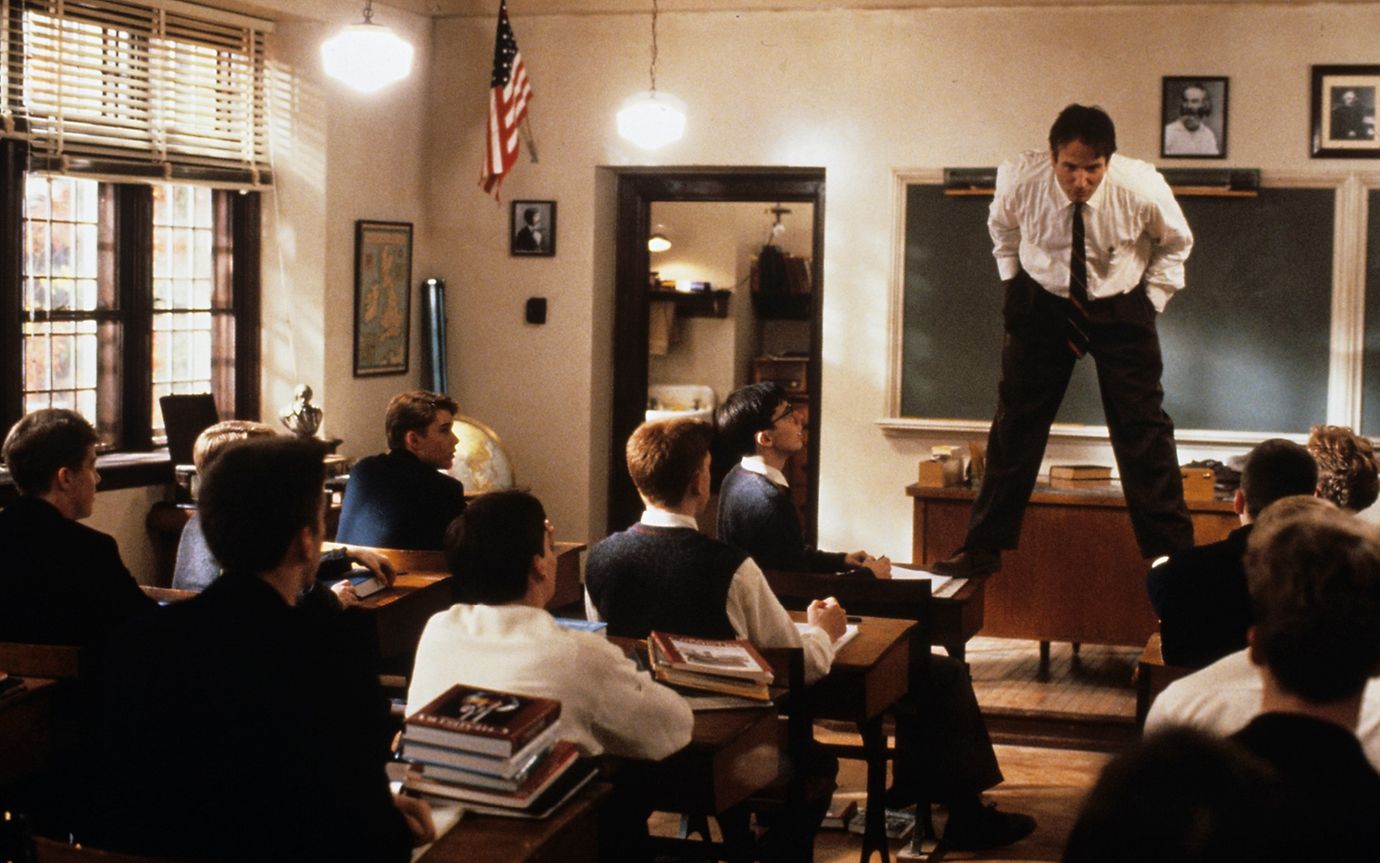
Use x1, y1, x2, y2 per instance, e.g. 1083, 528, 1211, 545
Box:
426, 3, 1380, 555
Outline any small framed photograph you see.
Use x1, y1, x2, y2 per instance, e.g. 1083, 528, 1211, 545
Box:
510, 200, 556, 257
1312, 65, 1380, 158
1160, 76, 1228, 159
353, 220, 412, 377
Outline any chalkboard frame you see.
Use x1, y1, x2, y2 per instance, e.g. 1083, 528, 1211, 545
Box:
883, 169, 1368, 446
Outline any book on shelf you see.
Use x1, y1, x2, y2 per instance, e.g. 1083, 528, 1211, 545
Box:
402, 739, 580, 810
648, 631, 774, 683
1048, 464, 1113, 481
404, 684, 560, 757
403, 725, 560, 787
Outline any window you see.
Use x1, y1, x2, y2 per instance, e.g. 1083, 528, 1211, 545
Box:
1, 0, 269, 451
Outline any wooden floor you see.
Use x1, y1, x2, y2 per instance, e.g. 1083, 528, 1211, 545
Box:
651, 636, 1141, 861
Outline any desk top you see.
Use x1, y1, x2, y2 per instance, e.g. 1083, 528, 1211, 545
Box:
418, 781, 611, 863
793, 613, 913, 722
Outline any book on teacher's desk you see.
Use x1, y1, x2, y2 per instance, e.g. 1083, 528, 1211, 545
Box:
402, 721, 562, 780
1048, 464, 1113, 481
402, 739, 581, 809
405, 684, 560, 757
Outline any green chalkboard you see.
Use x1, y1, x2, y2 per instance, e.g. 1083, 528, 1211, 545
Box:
900, 184, 1334, 434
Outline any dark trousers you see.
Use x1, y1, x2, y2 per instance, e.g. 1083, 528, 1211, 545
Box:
965, 271, 1193, 559
891, 653, 1002, 803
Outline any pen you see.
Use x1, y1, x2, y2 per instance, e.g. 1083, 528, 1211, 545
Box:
846, 615, 863, 623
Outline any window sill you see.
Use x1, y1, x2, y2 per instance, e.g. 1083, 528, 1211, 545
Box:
0, 451, 173, 504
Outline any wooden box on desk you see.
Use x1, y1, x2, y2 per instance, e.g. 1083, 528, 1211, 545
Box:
1181, 467, 1215, 501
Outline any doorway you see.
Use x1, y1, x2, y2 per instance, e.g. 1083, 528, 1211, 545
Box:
607, 167, 826, 537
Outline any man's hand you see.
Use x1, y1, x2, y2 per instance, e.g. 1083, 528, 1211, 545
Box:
328, 580, 360, 608
347, 548, 396, 587
807, 596, 847, 643
845, 550, 892, 579
394, 793, 436, 846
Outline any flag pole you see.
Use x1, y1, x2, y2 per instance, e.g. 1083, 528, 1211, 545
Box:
520, 115, 539, 164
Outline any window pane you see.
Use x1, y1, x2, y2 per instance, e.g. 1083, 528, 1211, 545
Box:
50, 178, 73, 221
50, 279, 73, 312
26, 221, 49, 277
24, 176, 50, 220
76, 224, 98, 278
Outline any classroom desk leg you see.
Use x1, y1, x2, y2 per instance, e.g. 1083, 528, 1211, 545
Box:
859, 715, 891, 863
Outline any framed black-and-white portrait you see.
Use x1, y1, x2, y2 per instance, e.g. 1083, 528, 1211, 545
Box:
510, 200, 556, 257
1312, 65, 1380, 158
1160, 76, 1228, 159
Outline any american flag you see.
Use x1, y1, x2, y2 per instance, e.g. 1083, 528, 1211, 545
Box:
481, 0, 532, 198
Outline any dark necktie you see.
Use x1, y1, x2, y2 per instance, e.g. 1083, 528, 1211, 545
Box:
1067, 203, 1090, 358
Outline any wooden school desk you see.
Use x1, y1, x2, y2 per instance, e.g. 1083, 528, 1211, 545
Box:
906, 482, 1237, 648
417, 781, 612, 863
793, 613, 914, 863
0, 677, 58, 789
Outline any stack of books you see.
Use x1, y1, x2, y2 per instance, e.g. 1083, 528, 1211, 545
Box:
648, 631, 775, 702
400, 684, 588, 815
1048, 463, 1113, 489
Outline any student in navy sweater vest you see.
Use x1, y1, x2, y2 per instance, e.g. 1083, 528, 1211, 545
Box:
587, 417, 844, 861
714, 383, 1036, 851
716, 382, 890, 578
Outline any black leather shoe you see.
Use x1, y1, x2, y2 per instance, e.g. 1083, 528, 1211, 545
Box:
942, 803, 1036, 851
928, 549, 1001, 577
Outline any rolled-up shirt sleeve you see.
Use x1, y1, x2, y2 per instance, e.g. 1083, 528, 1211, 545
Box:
725, 557, 835, 684
988, 161, 1024, 282
1140, 177, 1193, 312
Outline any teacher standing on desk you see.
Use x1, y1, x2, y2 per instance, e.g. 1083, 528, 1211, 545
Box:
932, 104, 1196, 578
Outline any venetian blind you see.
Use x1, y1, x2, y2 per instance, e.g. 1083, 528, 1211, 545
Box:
0, 0, 273, 185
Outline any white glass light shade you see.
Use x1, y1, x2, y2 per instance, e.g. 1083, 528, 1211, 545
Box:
647, 233, 672, 252
321, 22, 415, 94
617, 90, 687, 150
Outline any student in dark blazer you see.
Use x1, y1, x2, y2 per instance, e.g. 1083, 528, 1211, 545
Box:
98, 438, 433, 862
1147, 439, 1317, 668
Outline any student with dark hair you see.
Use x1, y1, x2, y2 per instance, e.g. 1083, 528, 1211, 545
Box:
1063, 728, 1287, 863
337, 390, 466, 550
716, 382, 889, 577
1308, 423, 1380, 513
407, 490, 692, 761
1147, 439, 1318, 668
932, 103, 1195, 579
0, 409, 151, 647
98, 437, 433, 862
1230, 509, 1380, 859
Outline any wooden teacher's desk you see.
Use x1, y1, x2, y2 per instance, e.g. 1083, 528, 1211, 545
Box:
906, 482, 1237, 647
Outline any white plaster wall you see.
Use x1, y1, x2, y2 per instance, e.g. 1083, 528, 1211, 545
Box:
413, 3, 1380, 557
86, 486, 169, 586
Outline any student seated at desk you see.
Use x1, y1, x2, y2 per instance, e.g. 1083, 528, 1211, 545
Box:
715, 382, 890, 579
97, 438, 433, 862
0, 409, 152, 649
1308, 424, 1380, 514
587, 417, 843, 862
716, 384, 1034, 849
1147, 439, 1317, 668
407, 490, 692, 863
172, 419, 394, 605
336, 390, 467, 551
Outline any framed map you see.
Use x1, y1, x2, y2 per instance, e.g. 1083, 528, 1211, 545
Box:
353, 220, 412, 376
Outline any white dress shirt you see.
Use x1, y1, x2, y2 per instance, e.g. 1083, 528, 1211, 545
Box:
988, 149, 1194, 312
407, 603, 693, 760
586, 506, 837, 684
739, 454, 790, 488
1145, 648, 1380, 771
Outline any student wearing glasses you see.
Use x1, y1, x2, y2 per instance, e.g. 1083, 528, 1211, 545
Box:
716, 382, 890, 578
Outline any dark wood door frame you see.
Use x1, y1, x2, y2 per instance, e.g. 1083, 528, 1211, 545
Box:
608, 166, 827, 535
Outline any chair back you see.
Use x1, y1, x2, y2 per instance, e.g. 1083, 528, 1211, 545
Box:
158, 394, 219, 467
34, 836, 197, 863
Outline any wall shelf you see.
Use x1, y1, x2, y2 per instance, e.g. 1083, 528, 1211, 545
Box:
649, 288, 732, 318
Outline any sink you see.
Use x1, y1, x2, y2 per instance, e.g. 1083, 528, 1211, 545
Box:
646, 384, 716, 424
645, 407, 714, 423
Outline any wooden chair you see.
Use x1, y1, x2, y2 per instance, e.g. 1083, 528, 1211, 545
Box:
34, 836, 198, 863
0, 642, 82, 681
1134, 632, 1195, 726
761, 569, 938, 854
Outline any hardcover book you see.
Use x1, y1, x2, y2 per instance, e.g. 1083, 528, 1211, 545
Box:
648, 631, 774, 683
402, 739, 580, 809
1048, 464, 1113, 481
405, 684, 561, 757
402, 722, 562, 779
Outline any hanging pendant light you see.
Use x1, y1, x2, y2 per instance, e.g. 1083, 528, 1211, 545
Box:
618, 0, 685, 149
321, 0, 416, 94
648, 224, 672, 252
